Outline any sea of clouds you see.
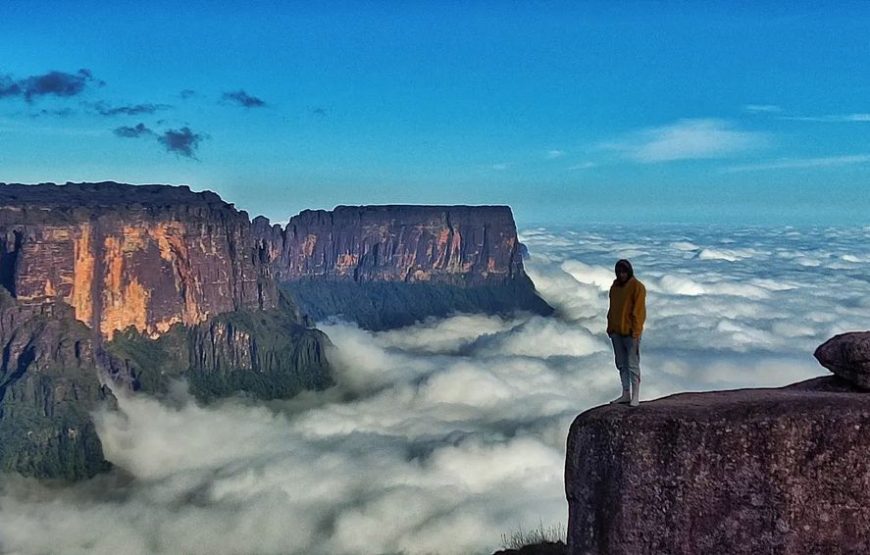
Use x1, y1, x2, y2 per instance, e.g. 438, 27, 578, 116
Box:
2, 224, 869, 554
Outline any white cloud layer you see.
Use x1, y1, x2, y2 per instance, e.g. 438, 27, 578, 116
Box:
724, 153, 870, 172
743, 104, 782, 113
783, 113, 870, 123
2, 224, 868, 554
604, 118, 769, 162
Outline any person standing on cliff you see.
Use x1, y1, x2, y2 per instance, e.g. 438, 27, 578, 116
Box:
607, 259, 646, 407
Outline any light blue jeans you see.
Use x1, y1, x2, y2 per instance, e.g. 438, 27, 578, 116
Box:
610, 334, 641, 391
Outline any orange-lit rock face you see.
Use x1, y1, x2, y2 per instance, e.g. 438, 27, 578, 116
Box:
11, 221, 212, 339
335, 253, 359, 276
90, 220, 253, 338
101, 234, 151, 337
270, 205, 527, 287
9, 222, 205, 338
301, 234, 318, 257
0, 182, 275, 340
150, 221, 205, 328
72, 224, 95, 326
100, 232, 175, 338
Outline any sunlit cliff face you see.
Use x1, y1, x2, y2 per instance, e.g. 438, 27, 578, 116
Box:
11, 218, 262, 339
4, 200, 531, 340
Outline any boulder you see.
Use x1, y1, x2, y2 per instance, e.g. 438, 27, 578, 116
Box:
815, 331, 870, 389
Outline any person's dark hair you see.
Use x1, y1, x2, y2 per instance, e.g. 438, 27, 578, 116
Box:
615, 259, 634, 279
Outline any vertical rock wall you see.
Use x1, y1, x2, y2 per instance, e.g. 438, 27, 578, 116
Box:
0, 182, 276, 339
565, 377, 870, 555
0, 182, 327, 480
263, 205, 527, 285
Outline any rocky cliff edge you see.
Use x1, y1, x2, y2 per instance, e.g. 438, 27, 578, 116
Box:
566, 363, 870, 555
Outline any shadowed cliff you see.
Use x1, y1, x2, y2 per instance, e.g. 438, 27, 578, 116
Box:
0, 289, 113, 479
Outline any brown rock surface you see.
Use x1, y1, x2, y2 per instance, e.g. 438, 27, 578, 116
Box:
256, 205, 553, 328
0, 181, 275, 340
266, 205, 527, 285
814, 331, 870, 389
565, 376, 870, 555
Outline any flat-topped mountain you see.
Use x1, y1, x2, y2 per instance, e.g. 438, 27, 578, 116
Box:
0, 181, 274, 340
0, 182, 330, 479
0, 181, 226, 209
264, 205, 525, 285
256, 204, 553, 329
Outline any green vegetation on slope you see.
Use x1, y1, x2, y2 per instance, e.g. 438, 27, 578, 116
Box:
106, 291, 332, 402
0, 294, 113, 480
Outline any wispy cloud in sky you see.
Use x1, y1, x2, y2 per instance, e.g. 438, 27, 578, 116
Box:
724, 153, 870, 172
491, 163, 508, 171
743, 104, 782, 113
222, 90, 267, 108
31, 108, 75, 118
0, 76, 19, 98
568, 162, 596, 170
546, 149, 565, 159
0, 69, 99, 102
604, 118, 770, 163
113, 123, 204, 158
782, 113, 870, 123
92, 101, 172, 116
113, 122, 154, 138
158, 127, 203, 158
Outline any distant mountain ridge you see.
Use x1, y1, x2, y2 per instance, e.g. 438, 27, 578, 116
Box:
255, 204, 553, 329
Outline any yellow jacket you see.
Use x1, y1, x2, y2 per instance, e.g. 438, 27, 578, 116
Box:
607, 277, 646, 338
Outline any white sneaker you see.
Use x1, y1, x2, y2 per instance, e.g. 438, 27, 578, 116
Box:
609, 391, 630, 404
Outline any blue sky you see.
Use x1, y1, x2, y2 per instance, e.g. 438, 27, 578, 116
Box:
2, 1, 869, 225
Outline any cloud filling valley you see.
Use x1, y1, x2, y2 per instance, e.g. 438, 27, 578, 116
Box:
1, 224, 867, 554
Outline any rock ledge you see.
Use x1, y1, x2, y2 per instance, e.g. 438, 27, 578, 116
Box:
566, 376, 870, 555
